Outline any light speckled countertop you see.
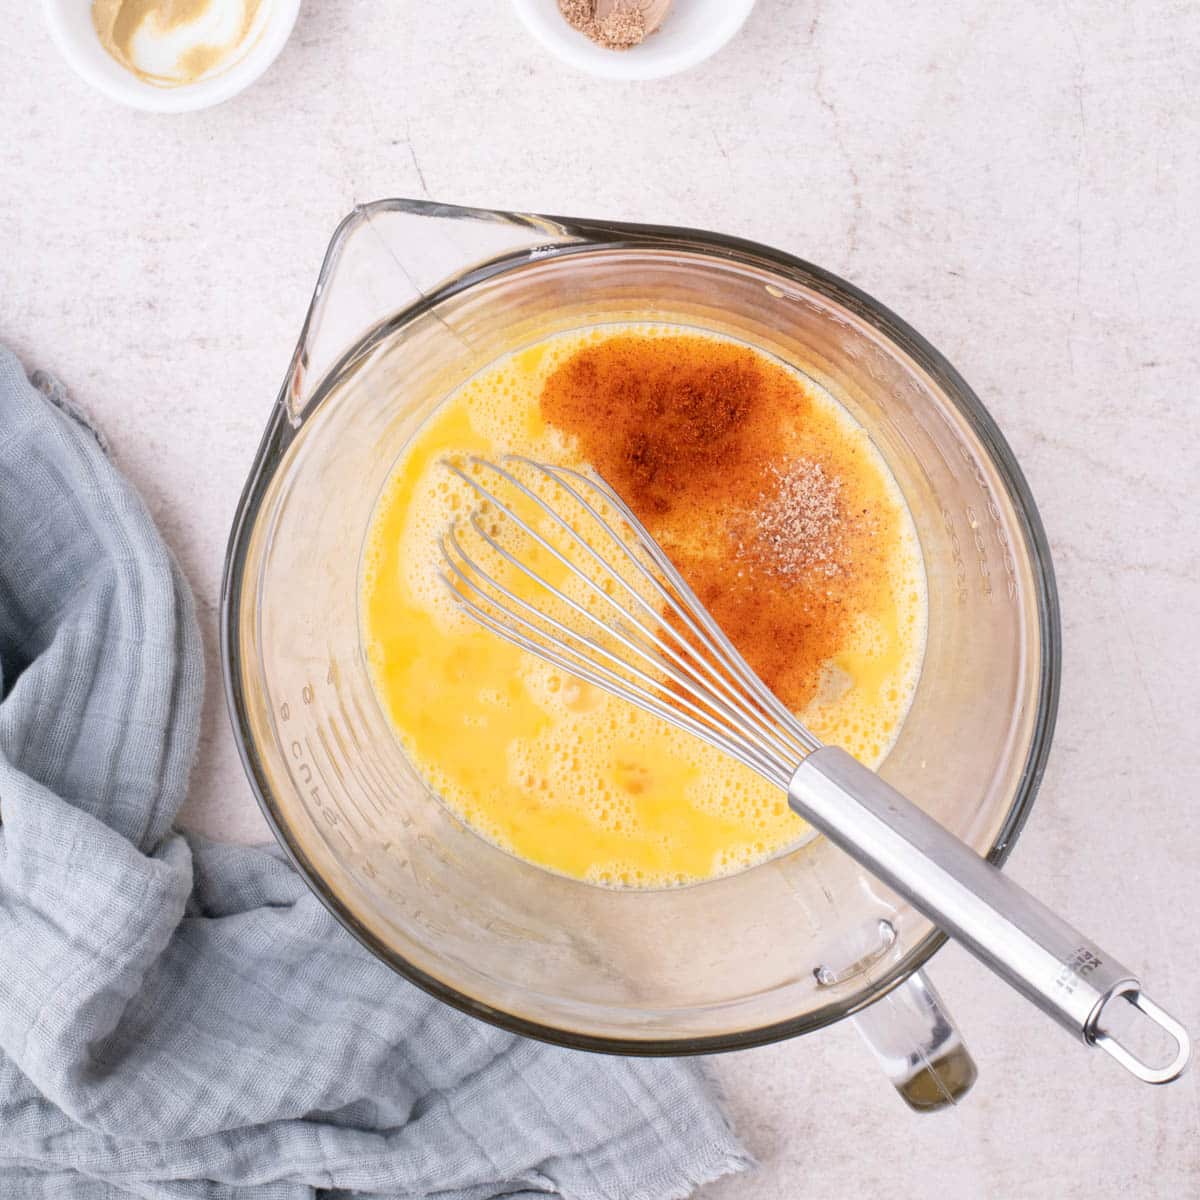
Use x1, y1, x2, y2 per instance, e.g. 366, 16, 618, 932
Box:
3, 2, 1198, 1195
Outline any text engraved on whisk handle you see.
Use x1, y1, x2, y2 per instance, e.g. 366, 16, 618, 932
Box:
787, 746, 1189, 1084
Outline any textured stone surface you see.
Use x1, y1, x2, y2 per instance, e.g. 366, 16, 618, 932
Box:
2, 2, 1197, 1195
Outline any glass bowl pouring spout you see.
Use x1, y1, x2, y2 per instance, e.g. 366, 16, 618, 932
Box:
280, 200, 606, 428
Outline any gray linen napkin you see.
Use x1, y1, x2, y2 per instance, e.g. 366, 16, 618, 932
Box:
0, 346, 750, 1200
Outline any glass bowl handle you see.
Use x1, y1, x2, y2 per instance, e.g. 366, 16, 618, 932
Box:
852, 969, 978, 1112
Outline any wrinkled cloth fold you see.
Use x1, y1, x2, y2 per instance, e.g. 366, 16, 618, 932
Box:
0, 347, 749, 1200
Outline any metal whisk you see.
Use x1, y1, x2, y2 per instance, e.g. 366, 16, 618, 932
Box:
438, 454, 1189, 1085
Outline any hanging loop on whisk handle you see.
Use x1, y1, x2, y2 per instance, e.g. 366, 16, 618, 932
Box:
788, 746, 1190, 1085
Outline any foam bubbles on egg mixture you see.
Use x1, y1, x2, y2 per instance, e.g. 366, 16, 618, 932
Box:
361, 324, 928, 889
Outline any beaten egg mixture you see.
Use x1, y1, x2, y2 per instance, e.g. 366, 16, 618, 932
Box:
362, 326, 926, 887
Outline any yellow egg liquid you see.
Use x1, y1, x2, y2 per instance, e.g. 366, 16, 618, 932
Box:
361, 325, 927, 888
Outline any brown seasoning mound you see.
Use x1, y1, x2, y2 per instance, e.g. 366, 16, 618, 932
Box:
747, 459, 845, 581
558, 0, 649, 51
539, 335, 894, 712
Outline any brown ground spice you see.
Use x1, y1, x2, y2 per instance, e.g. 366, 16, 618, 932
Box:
744, 459, 845, 581
539, 334, 892, 712
558, 1, 654, 51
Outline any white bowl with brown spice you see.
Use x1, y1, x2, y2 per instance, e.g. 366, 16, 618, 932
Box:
511, 0, 757, 79
44, 0, 301, 112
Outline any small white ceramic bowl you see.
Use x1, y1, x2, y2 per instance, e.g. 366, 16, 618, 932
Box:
510, 0, 757, 80
44, 0, 302, 113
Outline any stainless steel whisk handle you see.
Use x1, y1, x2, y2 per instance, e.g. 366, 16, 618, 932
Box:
789, 747, 1190, 1085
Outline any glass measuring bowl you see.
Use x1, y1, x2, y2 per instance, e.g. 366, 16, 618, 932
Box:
222, 201, 1059, 1110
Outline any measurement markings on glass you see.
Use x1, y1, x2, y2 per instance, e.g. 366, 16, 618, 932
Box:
354, 749, 394, 816
302, 736, 356, 849
315, 719, 377, 833
333, 678, 401, 823
934, 405, 1015, 602
348, 687, 404, 816
328, 704, 391, 819
279, 676, 358, 847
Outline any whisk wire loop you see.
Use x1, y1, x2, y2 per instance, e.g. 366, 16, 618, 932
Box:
540, 460, 818, 760
503, 455, 816, 764
444, 458, 815, 772
439, 523, 789, 785
448, 579, 790, 788
438, 457, 820, 785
